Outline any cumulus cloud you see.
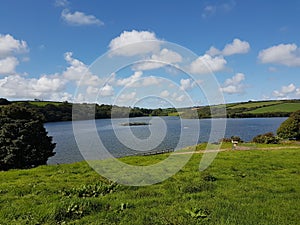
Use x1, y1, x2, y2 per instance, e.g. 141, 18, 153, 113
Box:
258, 43, 300, 67
206, 46, 221, 57
141, 76, 160, 86
220, 73, 245, 94
133, 48, 182, 71
0, 74, 67, 100
87, 84, 114, 97
99, 84, 114, 96
0, 34, 28, 75
109, 30, 161, 56
63, 52, 102, 86
116, 71, 143, 87
222, 38, 250, 56
160, 90, 170, 98
189, 54, 227, 75
273, 83, 296, 98
206, 38, 250, 56
114, 71, 161, 88
180, 78, 196, 91
61, 9, 104, 26
118, 92, 137, 103
0, 34, 28, 57
0, 57, 19, 75
175, 94, 185, 102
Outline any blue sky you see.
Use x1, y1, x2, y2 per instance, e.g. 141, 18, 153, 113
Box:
0, 0, 300, 107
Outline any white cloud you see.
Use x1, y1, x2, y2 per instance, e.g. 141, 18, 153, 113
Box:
0, 34, 28, 57
109, 30, 160, 56
32, 75, 66, 92
63, 52, 102, 86
116, 71, 143, 87
114, 71, 161, 88
189, 54, 227, 75
61, 9, 104, 26
132, 61, 163, 71
272, 90, 285, 98
222, 38, 250, 56
206, 38, 250, 56
86, 86, 98, 95
258, 43, 300, 67
152, 48, 182, 63
55, 0, 69, 7
206, 46, 221, 57
63, 52, 88, 81
273, 83, 296, 98
133, 48, 182, 71
281, 83, 296, 93
160, 90, 170, 98
99, 84, 114, 96
180, 78, 196, 91
86, 84, 114, 97
175, 94, 185, 102
223, 73, 245, 86
118, 92, 137, 103
0, 74, 67, 100
220, 73, 245, 94
141, 76, 160, 86
0, 57, 19, 75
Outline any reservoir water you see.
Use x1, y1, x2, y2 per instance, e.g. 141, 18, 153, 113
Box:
45, 117, 287, 164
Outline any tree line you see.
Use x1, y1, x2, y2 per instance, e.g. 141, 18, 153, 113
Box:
0, 98, 176, 122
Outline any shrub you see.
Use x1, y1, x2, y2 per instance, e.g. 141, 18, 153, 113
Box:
220, 136, 243, 143
252, 132, 279, 144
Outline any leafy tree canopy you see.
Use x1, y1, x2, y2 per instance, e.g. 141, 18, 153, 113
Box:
277, 110, 300, 140
0, 105, 56, 170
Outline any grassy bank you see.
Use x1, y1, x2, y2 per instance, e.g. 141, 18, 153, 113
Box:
0, 147, 299, 224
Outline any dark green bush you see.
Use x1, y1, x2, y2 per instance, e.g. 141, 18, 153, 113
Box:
277, 110, 300, 140
252, 132, 279, 144
0, 105, 56, 170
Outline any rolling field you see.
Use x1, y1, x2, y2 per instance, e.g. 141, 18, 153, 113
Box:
247, 103, 300, 114
0, 145, 299, 224
227, 101, 282, 109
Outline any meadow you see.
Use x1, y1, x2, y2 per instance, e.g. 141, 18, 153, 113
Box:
0, 144, 299, 224
247, 103, 300, 114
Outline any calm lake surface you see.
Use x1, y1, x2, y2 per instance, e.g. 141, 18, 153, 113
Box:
46, 117, 287, 164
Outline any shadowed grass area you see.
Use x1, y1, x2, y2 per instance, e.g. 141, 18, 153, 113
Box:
0, 147, 299, 224
15, 101, 63, 107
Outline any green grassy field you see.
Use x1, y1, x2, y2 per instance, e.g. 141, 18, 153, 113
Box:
248, 103, 300, 114
228, 101, 282, 109
0, 146, 299, 225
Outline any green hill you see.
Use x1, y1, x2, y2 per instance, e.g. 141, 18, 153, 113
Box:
187, 99, 300, 119
247, 103, 300, 114
2, 99, 300, 120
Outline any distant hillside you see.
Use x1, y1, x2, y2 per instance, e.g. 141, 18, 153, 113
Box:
1, 99, 300, 121
182, 99, 300, 118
